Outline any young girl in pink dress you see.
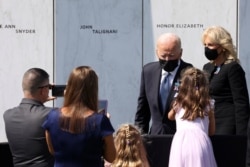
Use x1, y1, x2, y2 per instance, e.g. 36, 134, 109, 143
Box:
168, 67, 217, 167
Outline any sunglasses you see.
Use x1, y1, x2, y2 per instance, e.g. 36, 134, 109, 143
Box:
38, 84, 52, 89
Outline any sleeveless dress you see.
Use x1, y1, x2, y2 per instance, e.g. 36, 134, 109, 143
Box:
168, 108, 217, 167
42, 108, 114, 167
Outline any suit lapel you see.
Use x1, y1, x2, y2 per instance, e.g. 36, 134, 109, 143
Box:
150, 64, 163, 115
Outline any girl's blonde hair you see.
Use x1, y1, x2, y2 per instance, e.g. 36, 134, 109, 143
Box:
111, 124, 150, 167
173, 67, 212, 120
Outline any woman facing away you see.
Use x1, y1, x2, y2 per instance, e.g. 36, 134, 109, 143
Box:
108, 124, 150, 167
202, 26, 250, 135
42, 66, 116, 167
168, 67, 217, 167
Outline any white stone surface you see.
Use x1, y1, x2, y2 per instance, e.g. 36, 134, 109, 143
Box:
54, 0, 142, 130
143, 0, 237, 68
1, 0, 249, 142
0, 0, 53, 142
239, 0, 250, 92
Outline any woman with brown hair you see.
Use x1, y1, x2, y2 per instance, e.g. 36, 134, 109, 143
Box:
43, 66, 116, 167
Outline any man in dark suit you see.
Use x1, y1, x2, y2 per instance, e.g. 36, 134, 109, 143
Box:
135, 33, 192, 135
3, 68, 55, 167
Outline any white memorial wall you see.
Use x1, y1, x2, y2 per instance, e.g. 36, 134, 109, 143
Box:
0, 0, 53, 141
54, 0, 143, 131
0, 0, 249, 142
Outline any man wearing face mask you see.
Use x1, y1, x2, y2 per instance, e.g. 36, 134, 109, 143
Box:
134, 33, 192, 135
202, 26, 250, 136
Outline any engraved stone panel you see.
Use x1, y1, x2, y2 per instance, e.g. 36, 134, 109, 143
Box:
143, 0, 237, 69
0, 0, 53, 141
55, 0, 142, 129
1, 0, 249, 142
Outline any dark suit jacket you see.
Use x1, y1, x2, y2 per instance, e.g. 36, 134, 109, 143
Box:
135, 59, 192, 135
246, 120, 250, 167
203, 61, 250, 135
3, 98, 54, 167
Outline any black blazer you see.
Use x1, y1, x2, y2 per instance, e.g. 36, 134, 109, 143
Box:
135, 59, 192, 135
203, 61, 250, 135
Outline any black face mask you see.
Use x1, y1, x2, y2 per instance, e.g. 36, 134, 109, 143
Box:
159, 59, 178, 72
205, 47, 219, 60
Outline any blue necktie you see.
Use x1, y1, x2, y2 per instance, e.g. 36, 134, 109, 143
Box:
160, 72, 171, 111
